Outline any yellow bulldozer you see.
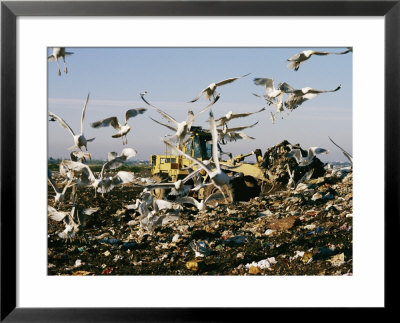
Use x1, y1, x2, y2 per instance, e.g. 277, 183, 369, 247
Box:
149, 126, 270, 202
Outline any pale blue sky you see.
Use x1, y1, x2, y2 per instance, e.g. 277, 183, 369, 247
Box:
48, 47, 352, 162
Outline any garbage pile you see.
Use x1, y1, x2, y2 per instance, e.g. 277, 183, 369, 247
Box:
47, 141, 352, 276
261, 140, 326, 192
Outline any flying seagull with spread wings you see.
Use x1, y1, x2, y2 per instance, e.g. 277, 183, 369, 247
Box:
287, 48, 352, 71
189, 73, 251, 102
49, 93, 95, 151
91, 108, 146, 145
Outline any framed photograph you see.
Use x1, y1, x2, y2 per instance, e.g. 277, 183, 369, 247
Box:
1, 0, 397, 321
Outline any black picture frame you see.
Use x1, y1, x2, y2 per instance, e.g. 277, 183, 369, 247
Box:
1, 1, 398, 321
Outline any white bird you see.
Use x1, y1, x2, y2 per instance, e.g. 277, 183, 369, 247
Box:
153, 199, 183, 214
253, 78, 285, 114
70, 151, 91, 162
286, 146, 329, 166
217, 121, 258, 144
140, 167, 202, 197
104, 148, 138, 170
48, 170, 73, 205
287, 48, 352, 71
59, 159, 135, 197
48, 47, 74, 76
189, 73, 251, 102
91, 108, 146, 145
48, 205, 99, 240
177, 192, 224, 211
328, 136, 353, 165
142, 92, 219, 145
283, 84, 342, 111
163, 111, 232, 201
49, 93, 95, 151
287, 165, 314, 190
215, 107, 265, 127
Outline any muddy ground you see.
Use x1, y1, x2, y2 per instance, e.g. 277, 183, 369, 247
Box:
48, 167, 352, 276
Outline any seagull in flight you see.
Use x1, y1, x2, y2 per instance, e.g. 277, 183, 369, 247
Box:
253, 78, 285, 114
215, 107, 265, 127
49, 93, 95, 151
328, 136, 353, 164
287, 48, 352, 71
189, 73, 251, 102
286, 145, 329, 166
48, 47, 74, 76
141, 92, 219, 145
91, 108, 146, 145
282, 84, 342, 111
217, 121, 258, 144
48, 170, 73, 205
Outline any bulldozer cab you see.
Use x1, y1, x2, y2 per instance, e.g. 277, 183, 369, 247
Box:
150, 126, 212, 181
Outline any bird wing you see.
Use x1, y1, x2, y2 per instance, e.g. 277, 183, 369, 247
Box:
48, 111, 75, 137
287, 51, 305, 61
188, 88, 208, 103
216, 72, 251, 87
82, 207, 99, 215
64, 51, 74, 56
112, 171, 136, 186
310, 51, 331, 56
108, 152, 118, 161
80, 93, 90, 134
47, 55, 56, 62
182, 167, 202, 183
286, 149, 303, 164
253, 78, 274, 92
224, 121, 259, 133
278, 82, 295, 93
307, 85, 342, 94
48, 171, 61, 194
228, 132, 255, 141
308, 147, 329, 161
209, 111, 221, 171
204, 192, 224, 205
176, 196, 199, 208
60, 160, 96, 182
124, 108, 147, 124
189, 95, 220, 126
48, 206, 68, 222
140, 94, 178, 125
150, 117, 177, 132
229, 107, 266, 120
91, 116, 121, 130
121, 148, 137, 159
328, 136, 353, 163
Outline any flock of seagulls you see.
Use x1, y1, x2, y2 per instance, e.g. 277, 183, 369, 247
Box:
48, 47, 352, 239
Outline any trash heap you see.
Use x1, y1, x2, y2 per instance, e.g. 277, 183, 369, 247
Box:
261, 140, 326, 192
48, 160, 352, 276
